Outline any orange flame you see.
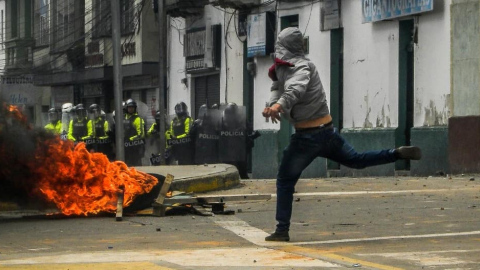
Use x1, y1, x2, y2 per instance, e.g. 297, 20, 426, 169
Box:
6, 104, 29, 126
32, 138, 158, 216
1, 104, 158, 216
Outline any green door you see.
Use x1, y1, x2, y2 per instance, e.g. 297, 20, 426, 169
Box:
328, 28, 344, 170
396, 20, 415, 170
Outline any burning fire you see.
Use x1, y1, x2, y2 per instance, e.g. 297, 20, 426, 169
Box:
1, 103, 158, 216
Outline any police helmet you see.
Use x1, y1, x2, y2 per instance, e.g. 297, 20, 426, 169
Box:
224, 102, 238, 115
61, 103, 73, 113
223, 102, 238, 123
89, 104, 101, 117
198, 104, 208, 119
125, 99, 137, 108
89, 104, 100, 113
74, 104, 87, 118
174, 102, 188, 117
48, 108, 59, 122
122, 101, 127, 113
211, 104, 219, 110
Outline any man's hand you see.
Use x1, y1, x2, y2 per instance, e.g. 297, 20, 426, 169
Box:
262, 103, 283, 124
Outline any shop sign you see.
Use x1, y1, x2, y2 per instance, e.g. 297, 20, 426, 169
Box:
1, 88, 36, 105
362, 0, 433, 23
247, 13, 267, 57
185, 28, 206, 71
1, 75, 34, 84
0, 76, 37, 105
321, 0, 341, 31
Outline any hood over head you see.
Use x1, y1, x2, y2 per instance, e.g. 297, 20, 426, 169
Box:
275, 27, 305, 61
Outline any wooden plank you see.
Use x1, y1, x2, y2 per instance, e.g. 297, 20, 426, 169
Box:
163, 194, 271, 205
152, 174, 174, 217
155, 174, 174, 205
115, 188, 124, 221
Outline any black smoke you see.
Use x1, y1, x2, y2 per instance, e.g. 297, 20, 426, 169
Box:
0, 100, 56, 207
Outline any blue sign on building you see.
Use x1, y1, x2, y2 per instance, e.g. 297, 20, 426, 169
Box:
362, 0, 434, 23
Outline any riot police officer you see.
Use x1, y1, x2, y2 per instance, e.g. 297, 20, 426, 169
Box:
89, 104, 114, 159
124, 99, 145, 166
167, 102, 193, 164
147, 110, 173, 165
89, 104, 109, 139
147, 110, 161, 136
44, 108, 62, 135
67, 104, 93, 143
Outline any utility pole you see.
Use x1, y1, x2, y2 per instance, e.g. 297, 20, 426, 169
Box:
157, 0, 167, 164
112, 0, 125, 162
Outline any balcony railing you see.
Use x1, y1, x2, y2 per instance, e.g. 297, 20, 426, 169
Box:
165, 0, 209, 17
210, 0, 261, 9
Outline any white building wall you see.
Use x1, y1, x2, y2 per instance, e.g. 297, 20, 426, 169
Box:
220, 7, 245, 105
343, 0, 399, 129
168, 1, 451, 128
167, 6, 244, 116
414, 0, 451, 126
168, 17, 190, 112
253, 0, 451, 130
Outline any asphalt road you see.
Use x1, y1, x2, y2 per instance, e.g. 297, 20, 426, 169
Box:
0, 175, 479, 269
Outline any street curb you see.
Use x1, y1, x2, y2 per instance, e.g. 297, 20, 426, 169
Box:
169, 165, 240, 193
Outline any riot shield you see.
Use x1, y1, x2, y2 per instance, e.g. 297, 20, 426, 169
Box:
124, 137, 145, 166
60, 112, 71, 140
218, 105, 247, 163
166, 113, 193, 165
135, 101, 149, 121
194, 108, 220, 164
169, 135, 194, 165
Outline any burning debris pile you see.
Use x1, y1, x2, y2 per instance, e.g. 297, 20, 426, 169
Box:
0, 102, 157, 216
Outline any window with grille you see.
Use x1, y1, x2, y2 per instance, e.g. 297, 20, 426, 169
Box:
34, 0, 50, 46
9, 0, 18, 38
53, 0, 75, 51
93, 0, 111, 38
92, 0, 136, 38
121, 0, 135, 35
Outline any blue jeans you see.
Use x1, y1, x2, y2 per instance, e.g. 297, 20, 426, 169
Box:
275, 127, 397, 232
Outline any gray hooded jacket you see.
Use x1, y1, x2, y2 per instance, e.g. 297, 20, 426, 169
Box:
269, 27, 330, 124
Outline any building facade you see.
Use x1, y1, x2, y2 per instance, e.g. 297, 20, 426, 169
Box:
29, 0, 159, 130
165, 0, 464, 177
2, 0, 50, 126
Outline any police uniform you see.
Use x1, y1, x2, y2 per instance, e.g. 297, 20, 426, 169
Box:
45, 120, 62, 135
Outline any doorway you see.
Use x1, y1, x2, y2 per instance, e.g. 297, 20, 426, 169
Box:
396, 19, 415, 171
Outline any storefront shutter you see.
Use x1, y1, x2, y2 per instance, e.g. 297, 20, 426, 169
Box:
194, 74, 220, 119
